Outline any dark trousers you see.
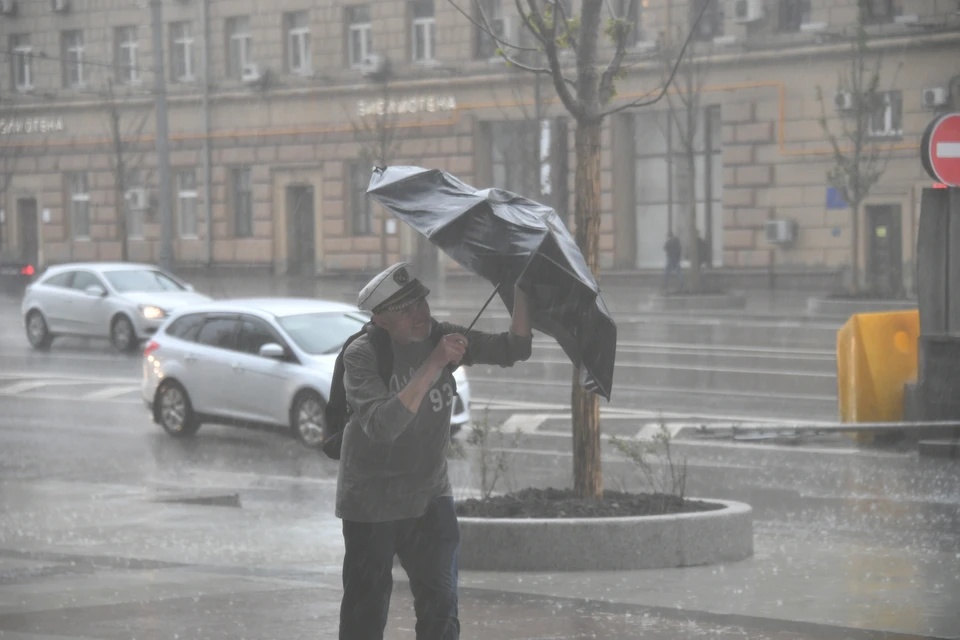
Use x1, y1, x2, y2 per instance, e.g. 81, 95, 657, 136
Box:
339, 496, 460, 640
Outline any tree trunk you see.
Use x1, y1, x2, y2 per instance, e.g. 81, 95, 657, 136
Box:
685, 148, 700, 293
571, 120, 602, 500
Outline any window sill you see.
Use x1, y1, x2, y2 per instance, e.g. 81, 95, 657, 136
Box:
867, 131, 904, 142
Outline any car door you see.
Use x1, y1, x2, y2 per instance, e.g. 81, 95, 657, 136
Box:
33, 271, 76, 333
67, 270, 112, 337
185, 315, 242, 419
230, 315, 298, 425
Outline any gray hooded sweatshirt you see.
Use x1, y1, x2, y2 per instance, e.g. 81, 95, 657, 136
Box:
335, 321, 532, 522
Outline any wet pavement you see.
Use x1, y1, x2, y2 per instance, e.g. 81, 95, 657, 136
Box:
1, 277, 957, 639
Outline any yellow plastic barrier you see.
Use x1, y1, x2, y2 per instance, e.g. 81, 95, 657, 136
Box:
837, 310, 919, 424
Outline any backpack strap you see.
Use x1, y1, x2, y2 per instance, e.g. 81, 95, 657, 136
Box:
321, 325, 370, 459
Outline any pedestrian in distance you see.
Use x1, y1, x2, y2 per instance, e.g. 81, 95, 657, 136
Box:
663, 230, 683, 293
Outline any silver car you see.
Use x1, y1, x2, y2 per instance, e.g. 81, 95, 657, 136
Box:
21, 262, 211, 352
141, 298, 472, 448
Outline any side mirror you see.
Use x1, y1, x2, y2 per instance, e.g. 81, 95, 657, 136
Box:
259, 343, 286, 359
85, 285, 106, 297
184, 283, 195, 292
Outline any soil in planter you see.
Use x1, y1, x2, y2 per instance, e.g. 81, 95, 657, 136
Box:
455, 487, 723, 519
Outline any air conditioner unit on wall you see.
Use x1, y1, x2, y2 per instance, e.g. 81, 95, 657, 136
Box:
51, 0, 68, 12
359, 54, 387, 77
765, 219, 797, 245
733, 0, 764, 24
241, 62, 261, 83
126, 188, 148, 211
834, 91, 854, 111
922, 87, 949, 109
0, 0, 17, 16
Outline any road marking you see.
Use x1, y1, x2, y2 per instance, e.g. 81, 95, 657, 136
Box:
0, 380, 52, 395
82, 385, 141, 400
470, 400, 833, 427
0, 371, 134, 384
0, 391, 141, 405
534, 340, 835, 357
521, 357, 834, 378
469, 377, 837, 402
636, 423, 688, 441
498, 413, 550, 434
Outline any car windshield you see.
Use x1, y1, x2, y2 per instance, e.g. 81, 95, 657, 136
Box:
278, 311, 369, 355
104, 269, 186, 293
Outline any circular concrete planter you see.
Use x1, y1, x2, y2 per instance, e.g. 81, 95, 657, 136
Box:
457, 499, 752, 572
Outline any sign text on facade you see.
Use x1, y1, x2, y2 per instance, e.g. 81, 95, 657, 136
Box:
0, 117, 66, 135
356, 96, 457, 118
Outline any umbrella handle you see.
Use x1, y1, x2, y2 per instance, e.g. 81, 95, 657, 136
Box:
446, 281, 503, 375
464, 281, 502, 334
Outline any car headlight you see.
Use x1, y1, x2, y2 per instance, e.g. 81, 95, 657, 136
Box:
139, 305, 166, 320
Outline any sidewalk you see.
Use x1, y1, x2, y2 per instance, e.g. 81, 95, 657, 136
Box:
1, 549, 946, 640
0, 475, 956, 640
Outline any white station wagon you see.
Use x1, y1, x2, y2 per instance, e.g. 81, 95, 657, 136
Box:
142, 298, 472, 448
21, 262, 211, 352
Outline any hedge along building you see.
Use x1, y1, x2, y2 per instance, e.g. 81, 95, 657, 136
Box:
0, 0, 958, 293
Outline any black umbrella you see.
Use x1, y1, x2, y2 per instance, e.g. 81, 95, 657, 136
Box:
367, 165, 616, 400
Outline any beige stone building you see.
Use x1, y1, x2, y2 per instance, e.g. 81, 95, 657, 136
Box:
1, 0, 959, 293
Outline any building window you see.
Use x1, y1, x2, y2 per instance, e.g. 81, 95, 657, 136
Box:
631, 108, 723, 268
778, 0, 811, 32
232, 168, 253, 238
475, 0, 503, 59
286, 12, 312, 75
125, 169, 144, 240
68, 173, 90, 240
490, 120, 545, 199
860, 0, 897, 24
10, 34, 32, 92
347, 6, 372, 68
349, 163, 373, 236
411, 0, 436, 62
170, 22, 194, 83
868, 91, 903, 139
178, 170, 198, 238
62, 30, 85, 88
690, 0, 724, 40
115, 26, 139, 84
227, 17, 252, 80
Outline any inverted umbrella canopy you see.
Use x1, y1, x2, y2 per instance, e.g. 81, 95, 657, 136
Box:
367, 165, 616, 400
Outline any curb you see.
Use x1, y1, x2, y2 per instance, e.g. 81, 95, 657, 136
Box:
457, 498, 753, 571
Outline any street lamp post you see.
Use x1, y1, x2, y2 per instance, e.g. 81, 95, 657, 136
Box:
150, 0, 174, 272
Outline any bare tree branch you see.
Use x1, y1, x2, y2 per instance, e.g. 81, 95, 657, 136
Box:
599, 0, 712, 118
523, 0, 584, 119
598, 0, 636, 105
448, 0, 578, 87
548, 0, 579, 55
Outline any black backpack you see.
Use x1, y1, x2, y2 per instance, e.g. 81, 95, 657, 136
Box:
321, 320, 453, 460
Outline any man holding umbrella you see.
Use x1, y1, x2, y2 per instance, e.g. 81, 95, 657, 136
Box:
337, 261, 533, 640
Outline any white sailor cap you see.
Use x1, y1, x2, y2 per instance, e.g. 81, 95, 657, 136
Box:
357, 262, 431, 314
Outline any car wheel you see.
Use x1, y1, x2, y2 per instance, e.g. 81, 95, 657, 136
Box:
111, 315, 137, 353
25, 310, 53, 350
155, 380, 201, 437
291, 391, 326, 448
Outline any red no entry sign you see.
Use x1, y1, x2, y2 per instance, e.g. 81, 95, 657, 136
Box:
922, 113, 960, 187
